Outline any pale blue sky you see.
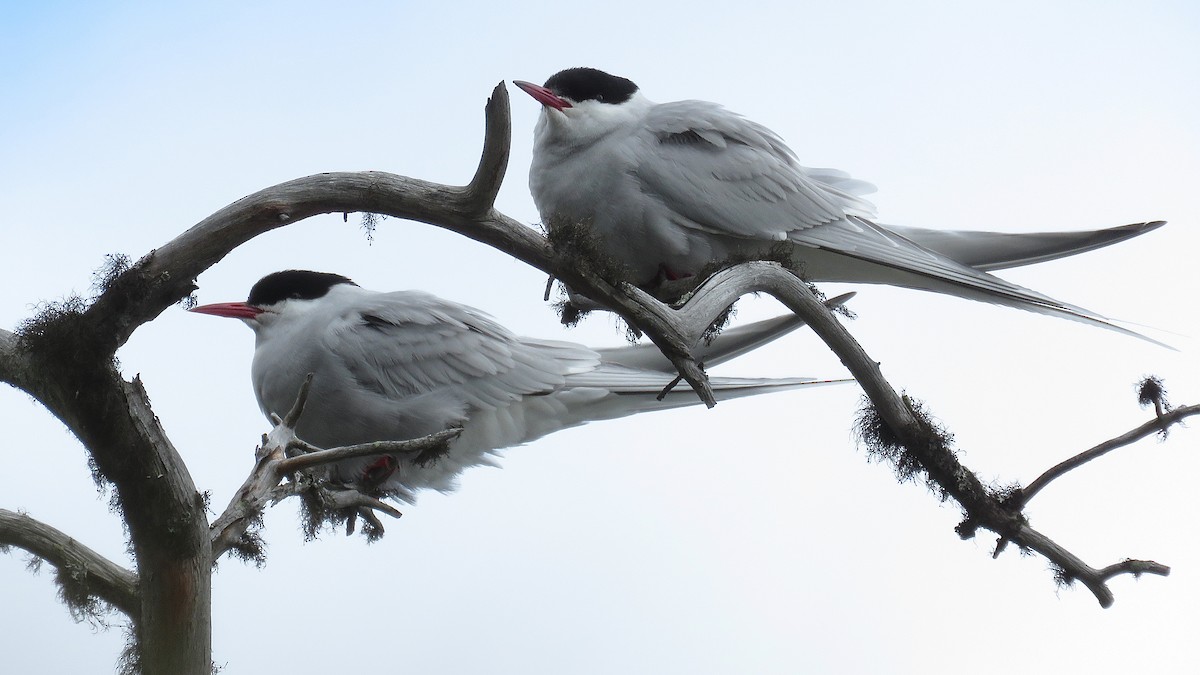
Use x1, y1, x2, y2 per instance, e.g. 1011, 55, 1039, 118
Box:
3, 1, 1199, 672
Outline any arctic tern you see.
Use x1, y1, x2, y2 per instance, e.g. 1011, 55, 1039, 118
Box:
514, 67, 1164, 340
191, 270, 846, 500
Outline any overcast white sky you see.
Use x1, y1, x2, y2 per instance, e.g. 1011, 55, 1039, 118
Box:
2, 1, 1199, 673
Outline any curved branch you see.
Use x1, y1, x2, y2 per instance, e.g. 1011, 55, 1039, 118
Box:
1016, 526, 1170, 608
80, 82, 541, 355
0, 508, 139, 617
660, 262, 940, 435
652, 262, 1004, 520
462, 83, 511, 213
662, 262, 1173, 607
58, 80, 718, 407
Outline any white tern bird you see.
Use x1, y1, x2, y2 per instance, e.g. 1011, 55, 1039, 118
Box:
191, 270, 846, 501
514, 67, 1164, 341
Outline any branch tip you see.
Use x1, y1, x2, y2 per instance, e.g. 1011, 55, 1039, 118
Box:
282, 373, 315, 428
1020, 403, 1200, 508
462, 80, 512, 212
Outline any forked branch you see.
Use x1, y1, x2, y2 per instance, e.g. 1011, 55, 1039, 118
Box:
209, 377, 461, 561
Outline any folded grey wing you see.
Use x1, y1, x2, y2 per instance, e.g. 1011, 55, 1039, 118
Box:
635, 101, 875, 239
331, 292, 597, 411
885, 221, 1165, 271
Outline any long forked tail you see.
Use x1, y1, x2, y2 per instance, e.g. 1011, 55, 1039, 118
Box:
885, 221, 1165, 272
565, 367, 851, 423
800, 217, 1172, 348
596, 292, 856, 373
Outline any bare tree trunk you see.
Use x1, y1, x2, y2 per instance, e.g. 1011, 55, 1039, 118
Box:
136, 546, 211, 674
1, 332, 213, 671
120, 382, 213, 674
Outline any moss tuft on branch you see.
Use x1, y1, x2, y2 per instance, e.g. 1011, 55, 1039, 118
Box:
853, 394, 956, 498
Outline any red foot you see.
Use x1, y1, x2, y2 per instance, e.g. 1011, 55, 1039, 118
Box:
658, 264, 694, 282
362, 456, 398, 486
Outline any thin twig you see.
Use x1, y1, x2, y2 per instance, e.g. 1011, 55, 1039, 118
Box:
1098, 559, 1171, 581
320, 489, 405, 520
1018, 404, 1200, 508
276, 429, 463, 474
282, 373, 314, 429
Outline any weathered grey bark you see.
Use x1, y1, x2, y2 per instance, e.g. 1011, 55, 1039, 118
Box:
0, 509, 138, 616
0, 81, 1195, 673
1, 334, 212, 671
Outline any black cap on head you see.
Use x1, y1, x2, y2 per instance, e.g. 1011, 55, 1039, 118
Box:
247, 270, 358, 306
544, 68, 638, 105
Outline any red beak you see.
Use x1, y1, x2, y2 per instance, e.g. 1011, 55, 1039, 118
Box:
513, 80, 572, 111
189, 301, 263, 320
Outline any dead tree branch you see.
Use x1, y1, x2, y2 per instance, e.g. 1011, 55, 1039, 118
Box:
0, 509, 139, 617
209, 380, 460, 561
276, 432, 462, 475
1019, 528, 1171, 604
655, 262, 1181, 607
